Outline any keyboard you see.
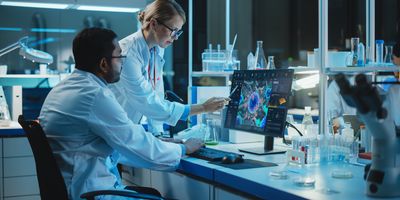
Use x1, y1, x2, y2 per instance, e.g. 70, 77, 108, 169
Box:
190, 147, 243, 161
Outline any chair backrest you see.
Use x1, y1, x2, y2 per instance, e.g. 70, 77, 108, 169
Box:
18, 115, 69, 200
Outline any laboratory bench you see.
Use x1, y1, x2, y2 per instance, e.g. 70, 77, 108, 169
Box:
123, 141, 392, 200
0, 124, 391, 200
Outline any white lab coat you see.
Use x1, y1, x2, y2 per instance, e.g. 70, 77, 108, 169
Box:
39, 70, 182, 200
327, 78, 357, 121
109, 30, 185, 134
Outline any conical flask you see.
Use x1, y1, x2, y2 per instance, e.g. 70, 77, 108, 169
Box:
253, 41, 267, 70
267, 56, 275, 70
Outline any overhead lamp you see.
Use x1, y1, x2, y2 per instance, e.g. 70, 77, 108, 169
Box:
0, 0, 70, 9
0, 0, 145, 13
75, 0, 144, 13
0, 36, 53, 64
76, 5, 140, 13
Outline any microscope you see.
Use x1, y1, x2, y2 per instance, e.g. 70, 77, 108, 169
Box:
335, 73, 400, 197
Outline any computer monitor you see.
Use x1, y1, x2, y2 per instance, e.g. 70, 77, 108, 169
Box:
224, 69, 294, 155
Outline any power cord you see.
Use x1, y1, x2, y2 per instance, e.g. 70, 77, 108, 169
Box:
285, 121, 304, 137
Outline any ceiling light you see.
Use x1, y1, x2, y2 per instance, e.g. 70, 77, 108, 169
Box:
1, 1, 69, 9
76, 5, 140, 13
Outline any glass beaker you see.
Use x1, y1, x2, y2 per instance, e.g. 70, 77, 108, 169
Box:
204, 119, 219, 145
346, 38, 359, 66
384, 45, 393, 64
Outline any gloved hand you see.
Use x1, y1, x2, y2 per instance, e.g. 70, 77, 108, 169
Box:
183, 138, 204, 154
202, 97, 231, 113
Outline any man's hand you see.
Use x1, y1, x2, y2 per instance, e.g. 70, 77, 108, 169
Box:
202, 97, 230, 113
183, 138, 204, 154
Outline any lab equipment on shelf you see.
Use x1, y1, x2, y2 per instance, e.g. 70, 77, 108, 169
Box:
384, 45, 393, 64
357, 42, 365, 66
266, 56, 275, 69
376, 40, 384, 64
201, 43, 240, 72
253, 41, 267, 70
347, 37, 359, 66
247, 52, 255, 70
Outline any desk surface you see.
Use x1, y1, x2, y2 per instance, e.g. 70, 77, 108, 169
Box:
0, 121, 24, 137
179, 142, 387, 200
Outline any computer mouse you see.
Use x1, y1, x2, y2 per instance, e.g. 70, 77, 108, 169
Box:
221, 154, 244, 164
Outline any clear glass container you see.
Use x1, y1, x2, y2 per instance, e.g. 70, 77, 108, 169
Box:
384, 45, 393, 64
267, 56, 275, 70
302, 106, 314, 136
204, 119, 219, 145
253, 41, 267, 70
346, 37, 359, 66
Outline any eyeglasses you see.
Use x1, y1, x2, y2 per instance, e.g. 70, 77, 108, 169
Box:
111, 55, 127, 59
110, 55, 127, 63
158, 21, 183, 39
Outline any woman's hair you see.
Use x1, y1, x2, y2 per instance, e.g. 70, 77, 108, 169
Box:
138, 0, 185, 30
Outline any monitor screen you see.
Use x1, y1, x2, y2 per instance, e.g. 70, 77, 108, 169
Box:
225, 69, 294, 138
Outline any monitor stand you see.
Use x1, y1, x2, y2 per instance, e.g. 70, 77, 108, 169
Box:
239, 136, 286, 155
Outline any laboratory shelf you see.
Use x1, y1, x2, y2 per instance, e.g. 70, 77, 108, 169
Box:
325, 66, 400, 74
0, 74, 69, 87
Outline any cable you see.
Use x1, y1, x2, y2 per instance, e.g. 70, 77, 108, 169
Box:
285, 121, 303, 137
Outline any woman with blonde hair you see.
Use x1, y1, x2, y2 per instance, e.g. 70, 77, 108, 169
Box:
110, 0, 229, 136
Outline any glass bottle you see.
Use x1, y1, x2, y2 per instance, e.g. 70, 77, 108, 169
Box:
253, 41, 267, 70
266, 56, 275, 70
347, 37, 359, 66
302, 106, 314, 136
384, 45, 393, 64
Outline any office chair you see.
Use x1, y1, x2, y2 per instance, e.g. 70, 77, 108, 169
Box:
18, 115, 163, 200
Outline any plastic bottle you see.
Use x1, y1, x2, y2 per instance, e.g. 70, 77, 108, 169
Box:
357, 42, 365, 66
342, 123, 358, 162
302, 106, 314, 136
247, 52, 255, 70
376, 40, 384, 64
342, 122, 354, 139
253, 41, 267, 70
267, 56, 275, 70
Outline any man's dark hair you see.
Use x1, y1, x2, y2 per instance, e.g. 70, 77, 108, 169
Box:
73, 28, 117, 73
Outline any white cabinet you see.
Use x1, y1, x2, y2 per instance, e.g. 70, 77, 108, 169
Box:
0, 140, 3, 200
1, 137, 39, 199
151, 170, 212, 200
215, 187, 254, 200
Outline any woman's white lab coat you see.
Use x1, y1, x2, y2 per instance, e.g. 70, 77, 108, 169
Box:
109, 30, 186, 134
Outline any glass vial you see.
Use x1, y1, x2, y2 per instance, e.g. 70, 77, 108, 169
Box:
253, 41, 267, 70
267, 56, 275, 70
